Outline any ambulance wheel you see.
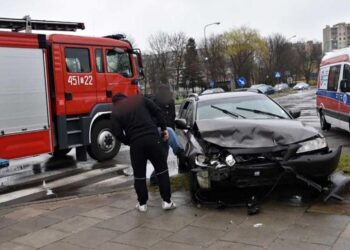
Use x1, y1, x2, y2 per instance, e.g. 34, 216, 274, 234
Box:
53, 148, 71, 158
88, 119, 121, 162
320, 110, 331, 131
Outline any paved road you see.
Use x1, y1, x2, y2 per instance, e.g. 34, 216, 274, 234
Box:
1, 89, 350, 205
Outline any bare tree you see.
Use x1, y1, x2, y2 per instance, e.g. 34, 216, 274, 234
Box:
168, 32, 187, 91
206, 34, 227, 83
264, 34, 293, 84
295, 41, 322, 83
148, 32, 171, 88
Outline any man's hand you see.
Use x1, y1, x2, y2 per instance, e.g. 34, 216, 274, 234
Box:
161, 129, 169, 141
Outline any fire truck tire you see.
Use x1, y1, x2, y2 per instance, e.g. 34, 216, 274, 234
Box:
88, 119, 121, 162
52, 148, 71, 158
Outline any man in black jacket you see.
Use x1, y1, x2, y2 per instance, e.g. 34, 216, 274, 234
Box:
111, 93, 176, 212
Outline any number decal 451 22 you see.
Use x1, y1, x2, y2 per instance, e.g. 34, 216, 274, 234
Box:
68, 75, 93, 86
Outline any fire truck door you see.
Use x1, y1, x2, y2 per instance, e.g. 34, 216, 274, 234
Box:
63, 47, 97, 115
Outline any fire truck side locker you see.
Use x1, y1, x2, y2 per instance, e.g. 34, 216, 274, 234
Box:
0, 46, 53, 159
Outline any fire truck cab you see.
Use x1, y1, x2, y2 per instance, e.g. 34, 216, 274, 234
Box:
0, 17, 143, 164
317, 47, 350, 132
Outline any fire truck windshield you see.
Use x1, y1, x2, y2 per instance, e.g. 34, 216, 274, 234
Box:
106, 49, 132, 77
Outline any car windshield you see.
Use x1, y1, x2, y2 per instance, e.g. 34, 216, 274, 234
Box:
197, 95, 290, 120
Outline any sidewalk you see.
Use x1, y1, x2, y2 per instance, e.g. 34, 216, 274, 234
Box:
0, 187, 350, 250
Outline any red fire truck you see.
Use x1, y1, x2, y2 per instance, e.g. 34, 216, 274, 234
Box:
0, 16, 143, 165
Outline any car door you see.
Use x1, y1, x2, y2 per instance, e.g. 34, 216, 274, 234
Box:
63, 46, 97, 115
176, 100, 194, 150
337, 63, 350, 130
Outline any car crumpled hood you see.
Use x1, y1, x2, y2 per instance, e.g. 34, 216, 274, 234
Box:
195, 118, 319, 149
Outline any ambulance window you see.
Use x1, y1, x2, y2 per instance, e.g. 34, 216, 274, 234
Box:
95, 49, 104, 73
327, 65, 341, 91
106, 49, 132, 77
343, 64, 350, 81
65, 48, 91, 73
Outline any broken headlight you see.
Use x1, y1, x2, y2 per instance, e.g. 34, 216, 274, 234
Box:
225, 154, 236, 166
195, 154, 208, 167
296, 136, 327, 154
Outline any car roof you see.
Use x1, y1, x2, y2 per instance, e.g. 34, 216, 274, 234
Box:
186, 91, 263, 102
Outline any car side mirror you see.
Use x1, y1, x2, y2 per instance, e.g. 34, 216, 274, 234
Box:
340, 79, 350, 92
175, 118, 190, 130
289, 108, 301, 119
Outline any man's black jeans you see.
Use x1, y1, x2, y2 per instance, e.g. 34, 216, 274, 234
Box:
130, 135, 171, 205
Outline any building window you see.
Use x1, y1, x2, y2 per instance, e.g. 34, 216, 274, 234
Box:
65, 48, 91, 73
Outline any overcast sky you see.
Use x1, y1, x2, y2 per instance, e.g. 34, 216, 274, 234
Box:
2, 0, 350, 50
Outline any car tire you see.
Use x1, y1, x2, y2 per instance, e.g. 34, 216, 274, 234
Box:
87, 119, 121, 162
52, 148, 71, 158
320, 110, 331, 131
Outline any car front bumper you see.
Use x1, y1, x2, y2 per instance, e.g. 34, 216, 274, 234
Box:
197, 146, 342, 189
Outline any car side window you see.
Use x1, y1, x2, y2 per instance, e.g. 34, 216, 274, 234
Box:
328, 65, 341, 91
343, 64, 350, 81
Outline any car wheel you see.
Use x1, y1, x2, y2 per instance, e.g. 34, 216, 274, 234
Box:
87, 119, 121, 162
320, 110, 331, 131
52, 148, 71, 158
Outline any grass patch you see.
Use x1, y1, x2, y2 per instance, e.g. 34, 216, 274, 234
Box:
175, 97, 185, 105
337, 153, 350, 174
149, 174, 189, 193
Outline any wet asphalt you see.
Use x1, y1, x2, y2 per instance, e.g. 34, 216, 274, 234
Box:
1, 89, 350, 204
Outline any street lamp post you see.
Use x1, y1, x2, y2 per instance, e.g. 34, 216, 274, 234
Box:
204, 22, 220, 86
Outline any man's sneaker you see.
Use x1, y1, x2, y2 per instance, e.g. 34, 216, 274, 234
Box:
162, 201, 176, 210
136, 203, 147, 212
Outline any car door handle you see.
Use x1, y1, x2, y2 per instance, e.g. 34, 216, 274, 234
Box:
64, 92, 73, 101
106, 90, 112, 98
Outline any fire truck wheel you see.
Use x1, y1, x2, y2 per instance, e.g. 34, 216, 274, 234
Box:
88, 119, 121, 162
52, 148, 72, 158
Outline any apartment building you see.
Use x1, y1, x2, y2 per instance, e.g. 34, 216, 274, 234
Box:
323, 23, 350, 52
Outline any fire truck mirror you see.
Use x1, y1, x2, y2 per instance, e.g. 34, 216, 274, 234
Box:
138, 67, 145, 79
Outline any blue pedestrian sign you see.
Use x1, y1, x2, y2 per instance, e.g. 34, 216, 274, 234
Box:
275, 72, 281, 79
237, 77, 247, 88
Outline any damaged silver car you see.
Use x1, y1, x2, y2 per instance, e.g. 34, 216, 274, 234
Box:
176, 92, 343, 206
